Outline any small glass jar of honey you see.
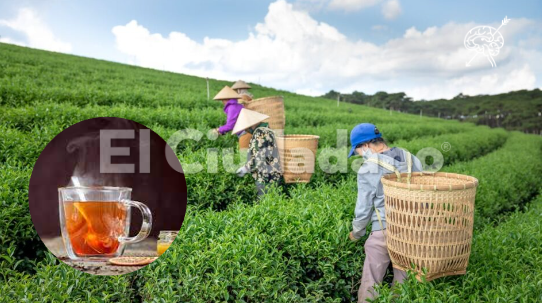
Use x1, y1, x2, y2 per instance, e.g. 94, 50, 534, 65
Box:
157, 230, 178, 256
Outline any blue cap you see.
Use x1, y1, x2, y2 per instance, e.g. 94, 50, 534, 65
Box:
348, 123, 382, 158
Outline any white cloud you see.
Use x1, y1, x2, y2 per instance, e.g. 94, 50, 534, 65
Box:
328, 0, 382, 11
0, 8, 72, 53
407, 65, 537, 100
112, 0, 541, 100
382, 0, 401, 20
0, 36, 26, 47
371, 24, 388, 31
295, 87, 327, 96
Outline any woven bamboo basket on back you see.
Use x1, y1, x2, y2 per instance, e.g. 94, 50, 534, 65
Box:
245, 96, 285, 135
381, 172, 478, 281
276, 135, 319, 183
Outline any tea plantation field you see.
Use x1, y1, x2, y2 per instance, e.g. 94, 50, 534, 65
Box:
1, 42, 541, 302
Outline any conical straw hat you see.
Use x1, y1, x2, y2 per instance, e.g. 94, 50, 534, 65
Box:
214, 86, 241, 100
231, 80, 251, 90
232, 108, 270, 134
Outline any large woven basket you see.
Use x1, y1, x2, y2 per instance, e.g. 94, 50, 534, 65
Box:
276, 135, 319, 183
381, 172, 478, 281
245, 96, 285, 134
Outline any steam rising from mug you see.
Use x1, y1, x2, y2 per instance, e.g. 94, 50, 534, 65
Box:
65, 118, 141, 187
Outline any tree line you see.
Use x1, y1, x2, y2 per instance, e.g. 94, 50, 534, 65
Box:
322, 89, 542, 134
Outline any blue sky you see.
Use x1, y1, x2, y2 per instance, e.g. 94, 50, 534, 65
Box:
0, 0, 541, 99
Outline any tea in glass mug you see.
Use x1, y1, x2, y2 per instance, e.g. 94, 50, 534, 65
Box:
59, 187, 152, 260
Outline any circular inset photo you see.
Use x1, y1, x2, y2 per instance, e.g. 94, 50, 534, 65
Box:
29, 117, 186, 275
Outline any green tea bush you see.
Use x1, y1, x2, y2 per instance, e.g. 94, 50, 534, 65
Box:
0, 103, 224, 134
1, 102, 474, 154
0, 43, 219, 109
0, 116, 508, 214
284, 104, 463, 128
179, 150, 258, 210
1, 109, 498, 212
0, 254, 135, 303
310, 126, 508, 187
0, 165, 45, 275
181, 125, 507, 209
444, 132, 542, 225
395, 126, 508, 164
135, 182, 363, 302
0, 123, 68, 167
286, 121, 468, 147
0, 125, 46, 166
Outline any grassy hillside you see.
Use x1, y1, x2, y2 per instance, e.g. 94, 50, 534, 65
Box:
0, 42, 541, 302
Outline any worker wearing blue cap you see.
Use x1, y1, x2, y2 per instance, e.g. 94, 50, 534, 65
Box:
347, 123, 423, 302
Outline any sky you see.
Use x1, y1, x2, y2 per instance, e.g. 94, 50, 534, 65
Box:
0, 0, 541, 100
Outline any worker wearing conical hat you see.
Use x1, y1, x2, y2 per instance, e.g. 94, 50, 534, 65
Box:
347, 123, 424, 302
213, 86, 244, 139
234, 108, 282, 197
231, 80, 253, 103
231, 80, 254, 151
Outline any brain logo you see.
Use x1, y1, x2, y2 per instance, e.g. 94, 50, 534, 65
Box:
464, 16, 510, 67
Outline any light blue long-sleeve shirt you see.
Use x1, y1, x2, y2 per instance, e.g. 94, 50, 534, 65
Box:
352, 147, 423, 240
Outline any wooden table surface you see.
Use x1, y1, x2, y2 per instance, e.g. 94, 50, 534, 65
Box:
43, 237, 159, 275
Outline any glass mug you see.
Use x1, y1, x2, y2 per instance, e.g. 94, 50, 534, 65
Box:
157, 230, 178, 256
58, 186, 152, 260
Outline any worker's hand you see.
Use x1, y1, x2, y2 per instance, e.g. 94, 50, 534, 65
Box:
236, 166, 249, 177
213, 128, 221, 136
349, 231, 359, 242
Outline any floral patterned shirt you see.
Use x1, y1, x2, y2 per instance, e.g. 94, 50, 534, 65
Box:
244, 125, 282, 183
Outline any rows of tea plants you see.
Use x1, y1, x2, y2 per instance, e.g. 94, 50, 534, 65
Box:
1, 127, 532, 282
0, 65, 507, 211
0, 43, 475, 141
189, 125, 507, 209
0, 44, 472, 132
0, 102, 473, 149
1, 42, 541, 302
443, 132, 542, 226
312, 126, 508, 185
4, 183, 539, 303
126, 132, 541, 302
0, 119, 509, 211
0, 43, 212, 109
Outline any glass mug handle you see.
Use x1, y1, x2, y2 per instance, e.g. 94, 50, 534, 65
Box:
118, 199, 152, 244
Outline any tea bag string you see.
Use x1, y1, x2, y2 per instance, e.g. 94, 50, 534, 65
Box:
70, 176, 92, 227
71, 176, 87, 201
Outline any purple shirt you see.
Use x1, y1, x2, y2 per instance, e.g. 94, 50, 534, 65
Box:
218, 99, 243, 135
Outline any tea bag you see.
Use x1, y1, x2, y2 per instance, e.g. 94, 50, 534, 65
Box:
67, 136, 121, 254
